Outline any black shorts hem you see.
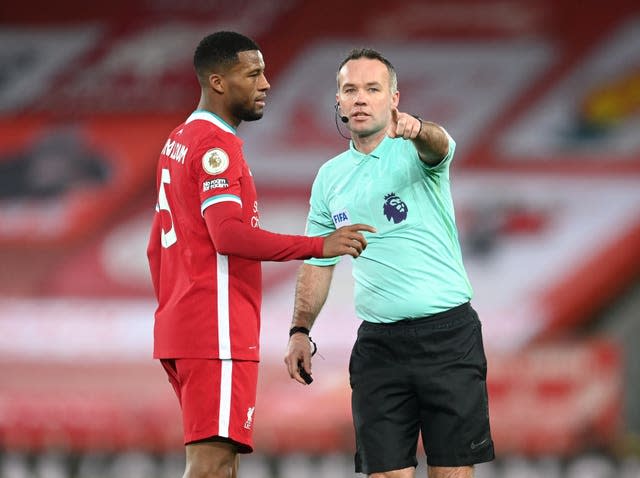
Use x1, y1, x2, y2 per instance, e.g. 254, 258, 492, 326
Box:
355, 458, 418, 475
425, 444, 495, 467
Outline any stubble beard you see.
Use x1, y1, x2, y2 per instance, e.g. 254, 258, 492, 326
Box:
234, 103, 264, 122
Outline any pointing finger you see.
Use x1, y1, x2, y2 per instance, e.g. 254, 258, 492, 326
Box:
387, 109, 399, 138
349, 223, 377, 233
391, 107, 399, 123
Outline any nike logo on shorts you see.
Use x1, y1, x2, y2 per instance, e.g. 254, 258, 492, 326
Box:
470, 438, 489, 450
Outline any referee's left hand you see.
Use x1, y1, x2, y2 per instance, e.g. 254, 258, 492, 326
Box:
285, 333, 313, 385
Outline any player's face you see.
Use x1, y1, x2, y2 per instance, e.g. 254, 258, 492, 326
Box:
336, 58, 399, 138
224, 50, 270, 122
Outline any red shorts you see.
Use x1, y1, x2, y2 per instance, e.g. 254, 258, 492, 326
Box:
160, 358, 258, 453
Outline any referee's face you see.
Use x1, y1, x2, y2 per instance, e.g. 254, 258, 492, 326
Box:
337, 58, 399, 138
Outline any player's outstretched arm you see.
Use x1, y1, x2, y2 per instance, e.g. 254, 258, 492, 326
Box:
205, 202, 374, 261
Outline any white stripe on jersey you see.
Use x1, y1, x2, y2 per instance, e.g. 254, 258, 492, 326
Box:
218, 359, 233, 438
216, 253, 232, 359
186, 111, 236, 135
201, 194, 242, 216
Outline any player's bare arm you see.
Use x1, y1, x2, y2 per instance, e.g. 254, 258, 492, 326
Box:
387, 107, 449, 166
285, 264, 335, 385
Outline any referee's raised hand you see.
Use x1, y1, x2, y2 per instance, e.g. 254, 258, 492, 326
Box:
387, 107, 422, 140
323, 224, 376, 258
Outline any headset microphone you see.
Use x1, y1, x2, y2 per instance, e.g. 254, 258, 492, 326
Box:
334, 103, 348, 123
334, 103, 351, 139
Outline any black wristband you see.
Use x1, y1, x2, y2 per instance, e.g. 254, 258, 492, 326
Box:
289, 326, 310, 337
411, 114, 423, 136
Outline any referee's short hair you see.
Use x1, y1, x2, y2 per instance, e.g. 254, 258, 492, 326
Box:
337, 48, 398, 94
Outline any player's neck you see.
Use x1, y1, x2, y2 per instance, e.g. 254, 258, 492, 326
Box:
196, 94, 240, 128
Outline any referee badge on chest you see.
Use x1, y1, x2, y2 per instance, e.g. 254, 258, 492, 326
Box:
331, 208, 352, 228
383, 192, 408, 224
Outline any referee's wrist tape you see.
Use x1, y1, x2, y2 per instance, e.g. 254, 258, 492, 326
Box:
289, 326, 318, 356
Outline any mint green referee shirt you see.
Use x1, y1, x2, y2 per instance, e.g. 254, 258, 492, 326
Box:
305, 133, 473, 323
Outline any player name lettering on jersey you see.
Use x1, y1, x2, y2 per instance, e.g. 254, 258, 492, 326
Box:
203, 178, 229, 191
161, 138, 189, 164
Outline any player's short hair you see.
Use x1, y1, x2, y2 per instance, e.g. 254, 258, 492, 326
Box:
337, 48, 398, 94
194, 31, 260, 87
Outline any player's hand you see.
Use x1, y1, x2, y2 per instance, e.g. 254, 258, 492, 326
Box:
323, 224, 376, 258
387, 108, 422, 139
285, 333, 314, 385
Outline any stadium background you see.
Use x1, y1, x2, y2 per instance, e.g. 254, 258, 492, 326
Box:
1, 0, 640, 476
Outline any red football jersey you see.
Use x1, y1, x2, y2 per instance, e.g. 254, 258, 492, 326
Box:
147, 111, 322, 360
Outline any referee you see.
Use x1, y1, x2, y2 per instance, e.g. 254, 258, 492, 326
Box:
285, 48, 494, 478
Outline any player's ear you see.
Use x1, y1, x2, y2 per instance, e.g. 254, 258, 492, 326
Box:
209, 73, 224, 94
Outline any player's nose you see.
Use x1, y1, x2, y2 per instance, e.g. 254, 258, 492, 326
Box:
259, 74, 270, 91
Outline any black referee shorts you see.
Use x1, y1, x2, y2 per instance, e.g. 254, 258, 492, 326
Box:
349, 302, 494, 474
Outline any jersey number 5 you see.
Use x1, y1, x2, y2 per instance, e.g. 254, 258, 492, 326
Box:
158, 168, 177, 248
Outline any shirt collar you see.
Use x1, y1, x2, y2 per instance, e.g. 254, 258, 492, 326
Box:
186, 110, 237, 135
349, 135, 391, 163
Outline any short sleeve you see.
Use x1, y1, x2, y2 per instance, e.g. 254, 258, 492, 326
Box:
418, 129, 456, 174
304, 170, 340, 267
192, 134, 245, 216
